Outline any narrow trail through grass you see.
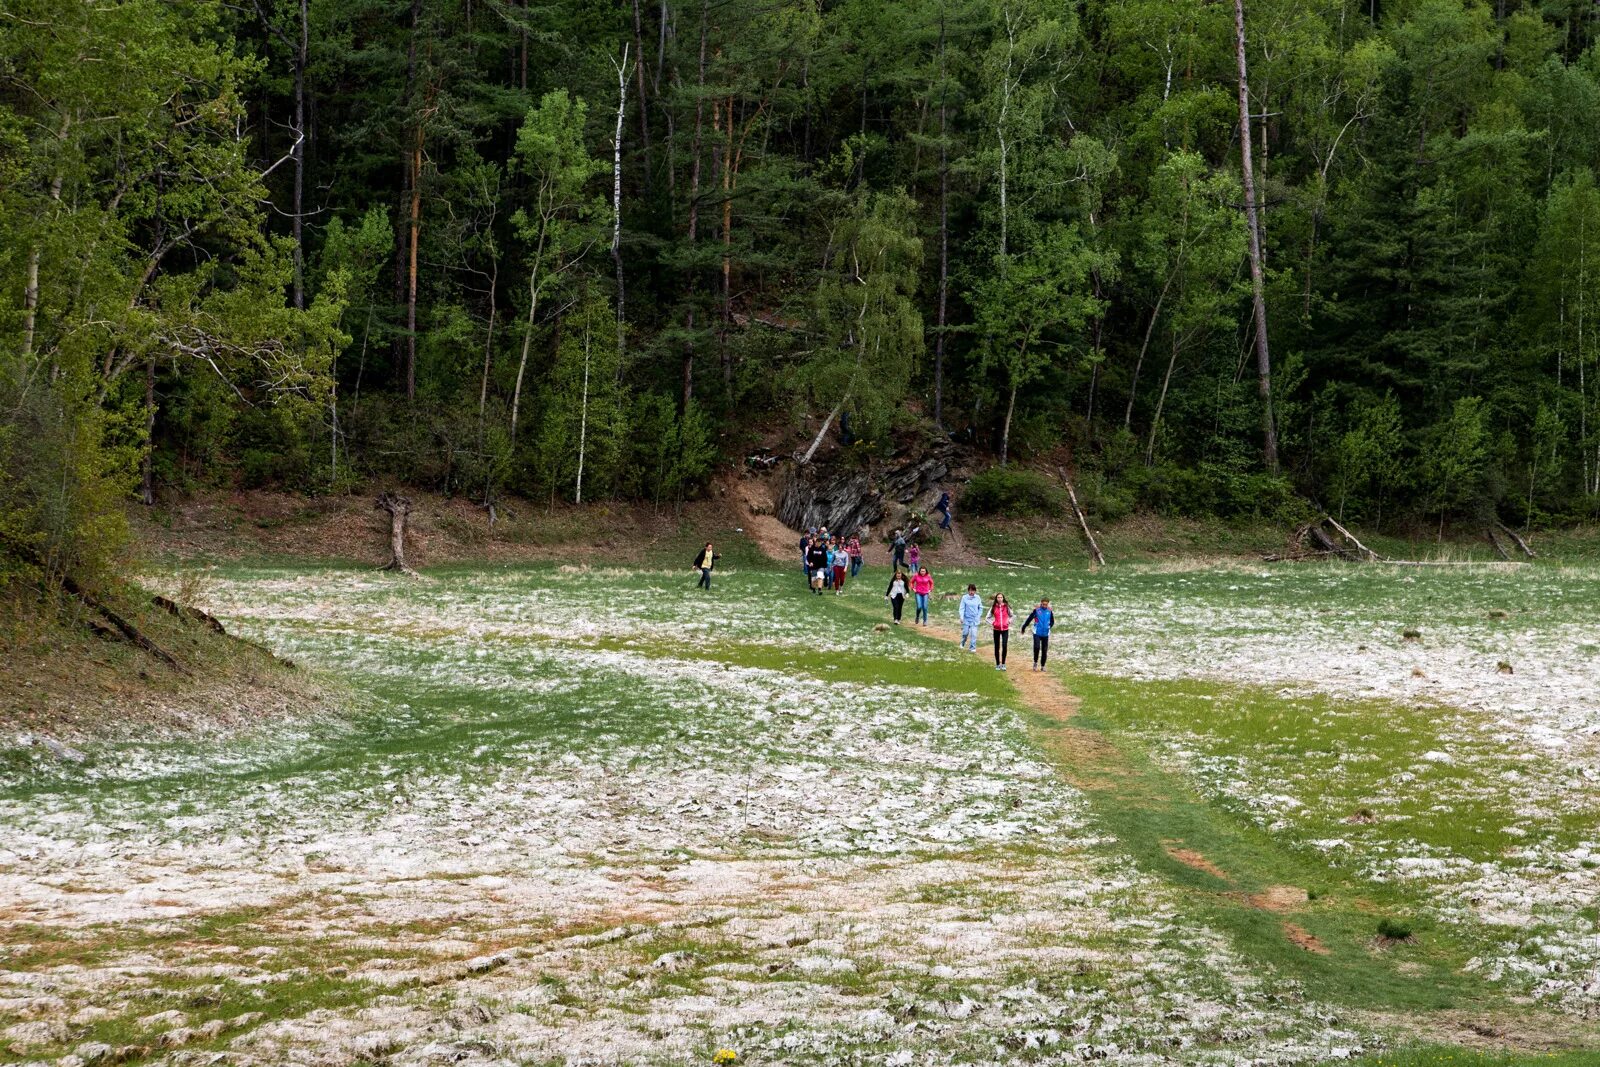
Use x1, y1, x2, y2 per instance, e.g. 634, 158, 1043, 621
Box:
867, 606, 1596, 1057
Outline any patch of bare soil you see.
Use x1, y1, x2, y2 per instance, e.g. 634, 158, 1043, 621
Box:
1248, 885, 1310, 912
133, 487, 750, 567
1359, 1006, 1600, 1056
1283, 922, 1330, 955
1162, 843, 1230, 882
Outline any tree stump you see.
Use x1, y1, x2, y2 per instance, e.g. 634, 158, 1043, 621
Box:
375, 492, 418, 574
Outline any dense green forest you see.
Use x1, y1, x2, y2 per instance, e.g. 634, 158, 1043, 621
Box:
4, 0, 1600, 584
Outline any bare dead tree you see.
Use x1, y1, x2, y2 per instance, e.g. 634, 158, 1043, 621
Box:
1233, 0, 1280, 473
375, 492, 419, 574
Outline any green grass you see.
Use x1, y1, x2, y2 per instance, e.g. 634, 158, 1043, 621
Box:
14, 558, 1597, 1062
1352, 1049, 1600, 1067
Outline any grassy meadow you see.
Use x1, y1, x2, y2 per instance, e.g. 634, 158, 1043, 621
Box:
1, 549, 1596, 1064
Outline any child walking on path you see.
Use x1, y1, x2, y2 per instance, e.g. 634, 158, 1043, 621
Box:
911, 567, 934, 625
884, 570, 908, 624
692, 542, 720, 590
958, 584, 983, 651
986, 593, 1011, 670
907, 542, 921, 572
832, 543, 849, 593
1020, 597, 1054, 671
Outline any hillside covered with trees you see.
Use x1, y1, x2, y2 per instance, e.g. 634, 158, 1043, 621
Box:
5, 0, 1600, 587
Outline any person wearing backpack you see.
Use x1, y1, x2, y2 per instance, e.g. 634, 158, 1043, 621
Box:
692, 542, 720, 590
911, 566, 934, 625
985, 593, 1012, 670
958, 584, 983, 652
1020, 597, 1054, 671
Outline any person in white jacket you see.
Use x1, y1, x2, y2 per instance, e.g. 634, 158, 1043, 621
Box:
957, 584, 983, 652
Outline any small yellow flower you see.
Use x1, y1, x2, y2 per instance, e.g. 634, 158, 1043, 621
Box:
712, 1051, 738, 1065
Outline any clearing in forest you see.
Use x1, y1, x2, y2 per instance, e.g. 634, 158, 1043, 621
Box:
1, 557, 1598, 1064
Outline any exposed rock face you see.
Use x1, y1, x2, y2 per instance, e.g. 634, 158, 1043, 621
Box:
777, 440, 963, 537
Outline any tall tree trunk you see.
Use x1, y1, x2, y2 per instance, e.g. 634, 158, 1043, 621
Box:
406, 124, 423, 401
720, 95, 735, 392
933, 1, 950, 430
576, 315, 592, 504
1233, 0, 1280, 472
680, 0, 709, 413
140, 356, 157, 506
612, 44, 630, 370
1000, 381, 1018, 466
510, 235, 547, 445
1124, 278, 1171, 429
1146, 327, 1180, 464
291, 0, 308, 311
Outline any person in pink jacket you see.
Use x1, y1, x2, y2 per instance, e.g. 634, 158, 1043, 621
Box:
986, 593, 1012, 670
911, 566, 934, 625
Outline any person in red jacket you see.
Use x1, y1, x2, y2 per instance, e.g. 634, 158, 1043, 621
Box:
985, 593, 1012, 670
911, 566, 934, 625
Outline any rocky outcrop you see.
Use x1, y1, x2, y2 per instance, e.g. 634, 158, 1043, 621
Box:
776, 438, 965, 536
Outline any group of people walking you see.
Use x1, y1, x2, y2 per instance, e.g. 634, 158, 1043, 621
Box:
957, 585, 1054, 671
800, 528, 863, 594
699, 518, 1054, 672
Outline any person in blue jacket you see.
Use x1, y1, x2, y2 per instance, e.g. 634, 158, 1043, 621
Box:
1020, 597, 1055, 671
957, 584, 983, 652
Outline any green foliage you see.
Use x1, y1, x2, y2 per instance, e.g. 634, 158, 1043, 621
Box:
9, 0, 1600, 586
961, 467, 1065, 517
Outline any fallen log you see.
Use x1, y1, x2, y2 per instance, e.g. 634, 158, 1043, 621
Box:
1496, 521, 1536, 559
1057, 468, 1106, 567
1484, 527, 1510, 561
152, 595, 227, 634
64, 577, 190, 676
1323, 516, 1383, 562
986, 557, 1041, 570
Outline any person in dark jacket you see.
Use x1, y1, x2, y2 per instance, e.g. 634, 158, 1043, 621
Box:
934, 490, 953, 531
693, 543, 721, 590
805, 540, 831, 594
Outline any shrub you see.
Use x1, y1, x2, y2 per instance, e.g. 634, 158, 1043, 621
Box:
1376, 917, 1414, 941
962, 467, 1066, 518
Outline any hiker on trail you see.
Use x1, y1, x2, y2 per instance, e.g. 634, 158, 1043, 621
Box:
800, 531, 813, 577
911, 566, 934, 625
823, 538, 836, 589
986, 593, 1012, 670
907, 541, 921, 572
847, 535, 863, 578
934, 490, 953, 531
885, 569, 908, 625
1020, 597, 1054, 671
958, 584, 983, 652
891, 529, 908, 572
806, 539, 830, 594
693, 542, 720, 590
831, 540, 849, 594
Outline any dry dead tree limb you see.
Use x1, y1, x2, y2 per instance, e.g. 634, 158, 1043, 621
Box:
1057, 467, 1107, 566
375, 492, 419, 575
986, 556, 1041, 569
1484, 527, 1510, 560
1322, 515, 1383, 561
152, 595, 228, 634
63, 577, 190, 675
1496, 521, 1536, 559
